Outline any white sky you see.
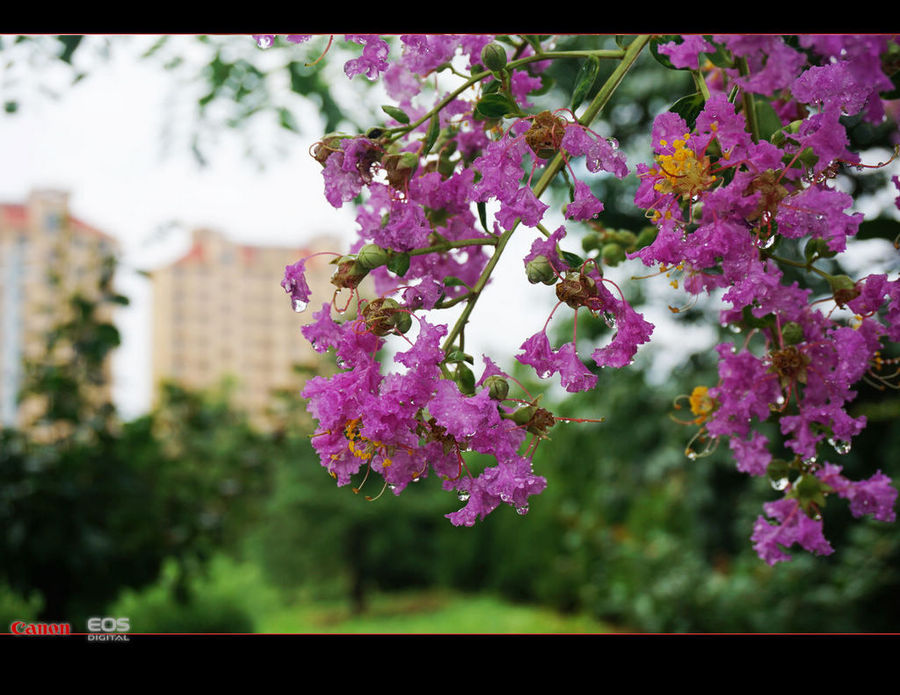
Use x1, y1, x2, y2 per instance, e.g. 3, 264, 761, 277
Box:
0, 36, 365, 419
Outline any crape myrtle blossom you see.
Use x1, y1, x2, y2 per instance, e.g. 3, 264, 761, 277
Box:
267, 34, 899, 560
630, 35, 899, 562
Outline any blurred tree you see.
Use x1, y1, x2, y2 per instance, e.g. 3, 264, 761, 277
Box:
0, 257, 272, 622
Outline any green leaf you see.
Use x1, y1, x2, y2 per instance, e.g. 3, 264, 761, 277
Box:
615, 35, 635, 49
560, 251, 585, 269
477, 201, 489, 234
445, 350, 468, 363
455, 363, 476, 395
482, 79, 502, 95
571, 56, 600, 111
649, 35, 681, 70
857, 217, 900, 242
754, 100, 783, 142
443, 277, 468, 287
387, 252, 411, 277
421, 114, 440, 157
701, 36, 733, 68
278, 107, 299, 132
381, 104, 410, 124
669, 92, 705, 131
474, 92, 518, 120
57, 35, 83, 65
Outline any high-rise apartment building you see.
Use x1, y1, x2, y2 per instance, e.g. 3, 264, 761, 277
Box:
150, 228, 339, 429
0, 190, 119, 429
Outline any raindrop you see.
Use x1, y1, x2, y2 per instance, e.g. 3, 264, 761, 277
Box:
770, 477, 790, 491
776, 394, 786, 406
292, 297, 309, 313
255, 35, 274, 49
516, 504, 529, 516
728, 324, 742, 334
607, 138, 620, 150
500, 492, 512, 503
802, 455, 818, 465
812, 512, 823, 521
388, 484, 397, 491
412, 476, 421, 483
457, 490, 470, 502
760, 235, 776, 249
685, 450, 699, 461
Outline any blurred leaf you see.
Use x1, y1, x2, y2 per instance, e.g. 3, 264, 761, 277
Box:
422, 114, 440, 157
381, 104, 410, 124
57, 35, 83, 65
571, 56, 600, 111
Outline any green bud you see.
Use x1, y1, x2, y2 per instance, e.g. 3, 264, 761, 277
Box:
480, 43, 508, 72
525, 255, 557, 285
357, 243, 390, 270
393, 310, 413, 335
609, 230, 638, 248
829, 274, 860, 307
781, 321, 804, 346
331, 255, 370, 290
365, 126, 386, 139
398, 151, 419, 171
581, 233, 601, 252
635, 226, 658, 249
483, 375, 510, 401
511, 404, 537, 426
601, 242, 626, 266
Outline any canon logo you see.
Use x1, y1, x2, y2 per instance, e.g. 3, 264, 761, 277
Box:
87, 617, 130, 633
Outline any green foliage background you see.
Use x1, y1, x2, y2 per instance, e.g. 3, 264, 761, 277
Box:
2, 34, 899, 633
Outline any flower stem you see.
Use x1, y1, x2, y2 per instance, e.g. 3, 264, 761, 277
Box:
440, 35, 651, 354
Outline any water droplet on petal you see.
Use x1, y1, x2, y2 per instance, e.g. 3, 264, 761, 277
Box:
255, 35, 274, 49
457, 490, 470, 502
292, 297, 309, 313
388, 483, 397, 491
760, 235, 776, 249
516, 504, 529, 516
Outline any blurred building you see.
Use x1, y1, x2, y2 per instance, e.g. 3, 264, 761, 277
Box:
150, 228, 339, 429
0, 189, 119, 429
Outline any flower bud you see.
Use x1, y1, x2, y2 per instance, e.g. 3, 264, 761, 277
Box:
331, 256, 369, 290
483, 375, 510, 401
601, 243, 626, 266
357, 243, 390, 270
829, 274, 860, 307
781, 321, 804, 346
525, 255, 557, 285
635, 226, 658, 249
393, 309, 413, 334
581, 233, 601, 252
361, 297, 402, 336
480, 43, 508, 73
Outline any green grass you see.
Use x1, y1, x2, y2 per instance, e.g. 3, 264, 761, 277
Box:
257, 589, 618, 634
110, 555, 618, 633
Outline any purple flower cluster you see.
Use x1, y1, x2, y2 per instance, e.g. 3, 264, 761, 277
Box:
267, 34, 899, 559
633, 35, 899, 563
